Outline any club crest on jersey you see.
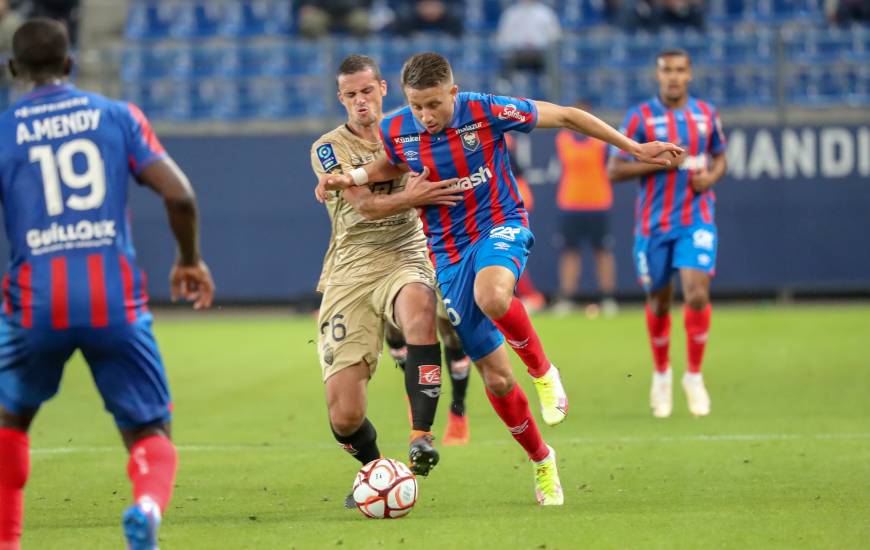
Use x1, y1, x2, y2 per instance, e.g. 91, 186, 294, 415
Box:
460, 131, 480, 152
316, 143, 340, 173
418, 365, 441, 386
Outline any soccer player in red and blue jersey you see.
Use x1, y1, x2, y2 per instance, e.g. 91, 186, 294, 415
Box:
317, 52, 681, 505
608, 49, 727, 419
0, 19, 214, 550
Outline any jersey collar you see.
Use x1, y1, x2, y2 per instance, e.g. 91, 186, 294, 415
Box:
653, 94, 694, 112
20, 82, 74, 102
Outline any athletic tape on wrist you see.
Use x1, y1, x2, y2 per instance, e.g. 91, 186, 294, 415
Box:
350, 167, 369, 186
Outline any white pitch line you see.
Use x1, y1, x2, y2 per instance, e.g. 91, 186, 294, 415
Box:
28, 432, 870, 456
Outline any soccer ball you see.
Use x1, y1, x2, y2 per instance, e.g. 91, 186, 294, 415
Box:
352, 458, 418, 519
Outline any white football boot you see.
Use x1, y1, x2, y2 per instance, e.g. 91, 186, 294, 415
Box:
682, 372, 711, 417
533, 445, 564, 506
531, 365, 568, 426
650, 368, 673, 418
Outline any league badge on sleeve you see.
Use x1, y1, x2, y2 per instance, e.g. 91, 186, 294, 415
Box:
317, 143, 341, 173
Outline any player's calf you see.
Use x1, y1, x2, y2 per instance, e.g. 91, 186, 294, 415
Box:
125, 432, 178, 517
443, 345, 472, 446
0, 428, 29, 549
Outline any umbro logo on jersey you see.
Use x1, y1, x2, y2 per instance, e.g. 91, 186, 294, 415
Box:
404, 150, 419, 160
494, 242, 511, 251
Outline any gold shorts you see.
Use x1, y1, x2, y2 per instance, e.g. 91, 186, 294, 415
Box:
317, 259, 435, 381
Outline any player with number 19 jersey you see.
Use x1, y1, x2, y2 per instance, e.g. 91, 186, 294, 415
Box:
0, 84, 163, 330
0, 83, 170, 428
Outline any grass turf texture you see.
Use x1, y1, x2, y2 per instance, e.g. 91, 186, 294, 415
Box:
21, 304, 870, 549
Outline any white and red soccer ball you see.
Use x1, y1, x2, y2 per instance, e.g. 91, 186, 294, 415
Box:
352, 458, 418, 519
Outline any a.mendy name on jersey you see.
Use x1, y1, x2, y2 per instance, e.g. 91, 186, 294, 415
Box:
16, 106, 101, 144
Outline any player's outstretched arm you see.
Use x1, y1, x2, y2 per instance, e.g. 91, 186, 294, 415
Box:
607, 155, 682, 183
315, 156, 408, 203
535, 101, 683, 166
138, 158, 215, 310
342, 167, 462, 221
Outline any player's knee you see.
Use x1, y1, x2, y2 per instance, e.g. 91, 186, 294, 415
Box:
648, 289, 672, 316
396, 285, 437, 344
483, 371, 514, 396
121, 422, 172, 451
402, 313, 437, 345
330, 407, 366, 436
685, 289, 709, 311
0, 407, 34, 432
474, 285, 512, 319
478, 360, 514, 396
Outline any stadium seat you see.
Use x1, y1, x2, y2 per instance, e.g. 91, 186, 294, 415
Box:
169, 2, 224, 39
464, 0, 506, 32
125, 1, 175, 40
120, 45, 184, 82
219, 0, 293, 37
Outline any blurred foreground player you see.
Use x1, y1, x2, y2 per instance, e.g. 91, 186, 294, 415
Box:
310, 55, 463, 491
0, 19, 214, 550
317, 52, 682, 505
608, 49, 727, 418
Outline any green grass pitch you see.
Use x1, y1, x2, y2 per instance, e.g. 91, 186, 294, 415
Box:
20, 304, 870, 549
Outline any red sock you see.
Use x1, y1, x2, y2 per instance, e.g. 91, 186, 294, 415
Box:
645, 305, 671, 373
127, 435, 178, 514
492, 297, 550, 377
0, 429, 29, 547
684, 303, 712, 373
486, 384, 549, 462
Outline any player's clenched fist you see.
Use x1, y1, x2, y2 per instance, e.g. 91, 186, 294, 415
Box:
170, 260, 215, 310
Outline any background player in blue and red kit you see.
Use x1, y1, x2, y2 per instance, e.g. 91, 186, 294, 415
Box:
608, 49, 727, 419
0, 19, 214, 550
317, 52, 682, 506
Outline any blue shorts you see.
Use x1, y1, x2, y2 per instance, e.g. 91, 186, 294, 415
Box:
437, 224, 533, 361
0, 314, 171, 429
633, 224, 718, 293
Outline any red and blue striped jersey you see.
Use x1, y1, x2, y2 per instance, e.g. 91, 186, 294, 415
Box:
0, 84, 166, 329
379, 92, 537, 270
614, 96, 726, 237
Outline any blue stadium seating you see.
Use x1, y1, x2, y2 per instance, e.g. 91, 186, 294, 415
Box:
125, 1, 174, 40
120, 1, 866, 121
